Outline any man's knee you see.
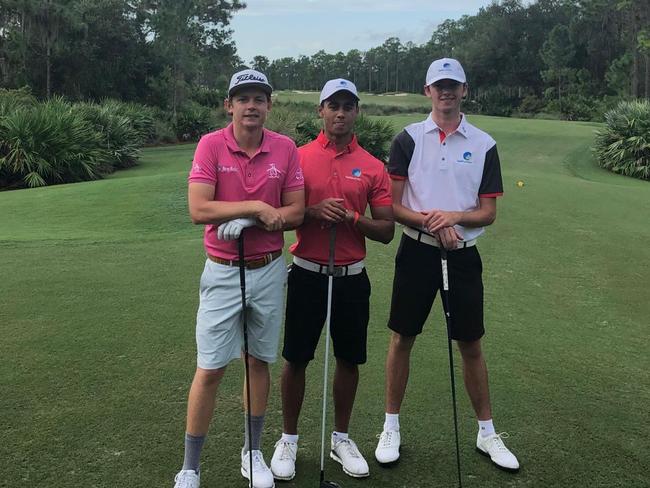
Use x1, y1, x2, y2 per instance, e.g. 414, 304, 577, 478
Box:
457, 339, 483, 360
194, 367, 226, 388
390, 331, 417, 352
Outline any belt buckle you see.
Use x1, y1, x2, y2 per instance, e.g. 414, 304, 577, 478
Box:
332, 267, 344, 277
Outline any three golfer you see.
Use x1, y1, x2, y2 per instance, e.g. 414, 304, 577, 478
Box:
175, 61, 519, 488
270, 79, 394, 481
374, 58, 520, 473
174, 69, 304, 488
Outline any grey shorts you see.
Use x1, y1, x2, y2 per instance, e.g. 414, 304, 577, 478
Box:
195, 256, 287, 370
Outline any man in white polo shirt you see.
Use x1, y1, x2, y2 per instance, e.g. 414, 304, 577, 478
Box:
374, 58, 520, 474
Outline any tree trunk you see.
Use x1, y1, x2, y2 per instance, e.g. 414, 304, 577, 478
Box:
644, 54, 650, 100
46, 44, 51, 98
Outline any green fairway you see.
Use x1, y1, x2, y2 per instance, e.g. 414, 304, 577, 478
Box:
1, 114, 648, 488
274, 89, 430, 109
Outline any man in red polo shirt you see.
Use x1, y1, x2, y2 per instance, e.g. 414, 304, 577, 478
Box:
270, 79, 394, 481
173, 69, 304, 488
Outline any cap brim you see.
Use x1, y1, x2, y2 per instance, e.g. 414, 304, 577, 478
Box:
319, 88, 360, 103
228, 82, 273, 97
427, 75, 466, 85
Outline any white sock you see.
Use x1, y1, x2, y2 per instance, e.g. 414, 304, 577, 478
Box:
281, 433, 299, 444
478, 419, 495, 437
332, 431, 348, 444
384, 413, 400, 432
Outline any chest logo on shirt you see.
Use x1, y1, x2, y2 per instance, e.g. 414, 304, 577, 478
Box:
457, 151, 473, 164
345, 167, 363, 181
267, 163, 282, 179
217, 165, 238, 173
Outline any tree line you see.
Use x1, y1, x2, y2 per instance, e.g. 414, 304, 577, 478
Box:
1, 1, 649, 120
258, 0, 649, 118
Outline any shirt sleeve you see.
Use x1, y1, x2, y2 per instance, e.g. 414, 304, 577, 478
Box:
369, 165, 393, 207
188, 135, 218, 185
387, 130, 415, 180
282, 142, 305, 192
478, 143, 504, 197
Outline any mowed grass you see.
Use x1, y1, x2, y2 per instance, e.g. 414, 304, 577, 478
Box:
274, 89, 430, 109
1, 113, 649, 488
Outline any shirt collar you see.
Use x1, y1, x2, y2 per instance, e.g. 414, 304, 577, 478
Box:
316, 130, 358, 153
424, 113, 469, 139
224, 123, 271, 154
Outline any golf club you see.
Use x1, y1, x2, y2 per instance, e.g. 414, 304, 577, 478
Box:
440, 249, 463, 488
238, 232, 254, 488
319, 225, 341, 488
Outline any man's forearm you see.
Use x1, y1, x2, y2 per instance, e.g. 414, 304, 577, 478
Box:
354, 215, 394, 244
190, 200, 262, 226
278, 202, 305, 230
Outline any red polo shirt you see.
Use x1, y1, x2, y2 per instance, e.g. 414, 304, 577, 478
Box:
290, 131, 392, 265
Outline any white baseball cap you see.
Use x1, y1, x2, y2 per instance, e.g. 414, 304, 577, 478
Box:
425, 58, 467, 86
228, 69, 273, 97
319, 78, 360, 103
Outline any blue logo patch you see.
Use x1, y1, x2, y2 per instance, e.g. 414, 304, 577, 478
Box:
443, 62, 451, 68
340, 80, 348, 86
463, 152, 472, 161
352, 168, 361, 177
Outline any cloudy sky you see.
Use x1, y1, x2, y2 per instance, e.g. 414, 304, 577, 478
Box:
230, 0, 496, 64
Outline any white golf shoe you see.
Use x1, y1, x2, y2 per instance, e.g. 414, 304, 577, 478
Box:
330, 438, 370, 478
241, 450, 275, 488
475, 432, 520, 472
375, 429, 401, 464
270, 439, 297, 480
173, 469, 200, 488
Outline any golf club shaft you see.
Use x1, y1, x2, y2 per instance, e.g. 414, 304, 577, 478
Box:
238, 233, 254, 488
320, 226, 337, 482
440, 249, 463, 488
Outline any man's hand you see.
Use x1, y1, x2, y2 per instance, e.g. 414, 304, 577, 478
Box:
256, 202, 285, 231
217, 218, 256, 241
308, 198, 347, 223
422, 209, 461, 234
434, 226, 464, 250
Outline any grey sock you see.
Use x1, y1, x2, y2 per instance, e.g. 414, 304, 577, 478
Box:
182, 433, 206, 472
243, 414, 265, 453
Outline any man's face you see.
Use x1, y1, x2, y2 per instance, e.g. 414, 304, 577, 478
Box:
318, 92, 359, 137
225, 88, 271, 129
424, 79, 467, 114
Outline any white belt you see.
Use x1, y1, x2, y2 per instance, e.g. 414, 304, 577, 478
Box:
403, 226, 476, 249
293, 256, 365, 277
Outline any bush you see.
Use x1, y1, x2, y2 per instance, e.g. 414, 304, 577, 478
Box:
0, 97, 110, 188
354, 115, 394, 161
72, 102, 142, 170
174, 102, 223, 141
593, 100, 650, 180
0, 87, 37, 116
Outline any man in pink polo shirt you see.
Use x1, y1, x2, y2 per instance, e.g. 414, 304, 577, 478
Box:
270, 79, 394, 481
173, 69, 304, 488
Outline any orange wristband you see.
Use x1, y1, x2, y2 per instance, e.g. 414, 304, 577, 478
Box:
353, 211, 360, 225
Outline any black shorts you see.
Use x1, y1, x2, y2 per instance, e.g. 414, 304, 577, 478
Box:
388, 234, 485, 341
282, 263, 371, 365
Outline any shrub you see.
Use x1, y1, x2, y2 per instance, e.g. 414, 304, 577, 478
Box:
0, 87, 37, 116
593, 100, 650, 180
72, 102, 142, 170
354, 115, 394, 161
174, 102, 223, 141
0, 97, 110, 188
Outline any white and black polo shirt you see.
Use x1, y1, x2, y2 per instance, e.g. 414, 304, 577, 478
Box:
387, 114, 503, 242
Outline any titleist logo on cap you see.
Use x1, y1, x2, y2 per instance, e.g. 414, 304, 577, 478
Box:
235, 73, 266, 84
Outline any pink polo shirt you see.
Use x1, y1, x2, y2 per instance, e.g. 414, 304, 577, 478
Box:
290, 131, 392, 265
188, 124, 304, 260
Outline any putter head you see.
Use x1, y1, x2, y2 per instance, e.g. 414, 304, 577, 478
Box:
320, 482, 341, 488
